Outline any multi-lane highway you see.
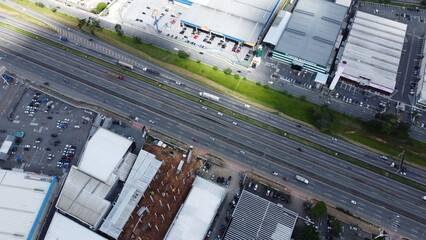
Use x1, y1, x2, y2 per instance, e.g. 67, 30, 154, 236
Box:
0, 11, 425, 240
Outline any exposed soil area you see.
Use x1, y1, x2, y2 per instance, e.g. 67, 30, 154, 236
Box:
119, 145, 203, 240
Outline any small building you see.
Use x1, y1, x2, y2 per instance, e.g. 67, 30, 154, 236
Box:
163, 177, 227, 240
263, 10, 292, 47
0, 135, 15, 161
416, 34, 426, 108
0, 169, 57, 240
272, 0, 348, 73
224, 190, 298, 240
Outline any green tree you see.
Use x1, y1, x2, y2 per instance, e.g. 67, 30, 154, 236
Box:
212, 66, 218, 71
234, 74, 240, 80
51, 7, 57, 12
310, 201, 327, 217
224, 68, 232, 75
422, 0, 426, 6
301, 225, 319, 240
309, 106, 333, 131
331, 219, 341, 237
114, 24, 124, 36
177, 50, 190, 59
133, 37, 141, 44
96, 2, 107, 13
196, 60, 201, 63
77, 18, 86, 29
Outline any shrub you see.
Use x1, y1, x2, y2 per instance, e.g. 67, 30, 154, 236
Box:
51, 8, 57, 12
223, 68, 232, 75
212, 66, 218, 71
35, 2, 45, 7
178, 50, 190, 59
133, 37, 142, 44
196, 60, 201, 63
96, 2, 107, 13
234, 74, 240, 80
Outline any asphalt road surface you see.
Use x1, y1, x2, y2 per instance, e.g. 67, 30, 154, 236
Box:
0, 6, 425, 240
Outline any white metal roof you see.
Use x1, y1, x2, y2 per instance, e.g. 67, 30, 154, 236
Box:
164, 177, 227, 240
100, 150, 162, 239
335, 0, 352, 7
182, 0, 278, 44
224, 190, 298, 240
56, 166, 112, 229
416, 35, 426, 106
0, 170, 55, 240
263, 11, 292, 46
45, 212, 108, 240
78, 128, 133, 183
0, 135, 14, 154
340, 11, 407, 93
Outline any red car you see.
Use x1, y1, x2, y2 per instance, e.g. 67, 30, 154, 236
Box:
283, 177, 289, 181
193, 35, 199, 39
192, 138, 198, 142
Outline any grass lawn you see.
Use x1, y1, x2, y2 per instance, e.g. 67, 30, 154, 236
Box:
6, 0, 426, 170
0, 3, 54, 31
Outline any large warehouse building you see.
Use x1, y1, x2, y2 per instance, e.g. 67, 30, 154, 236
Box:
179, 0, 281, 46
164, 176, 227, 240
0, 170, 57, 240
56, 128, 135, 229
224, 190, 298, 240
416, 35, 426, 108
336, 11, 407, 94
272, 0, 348, 73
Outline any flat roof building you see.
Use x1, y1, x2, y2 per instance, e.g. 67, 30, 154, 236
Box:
0, 135, 15, 161
272, 0, 348, 73
45, 212, 108, 240
416, 34, 426, 108
164, 177, 227, 240
56, 128, 135, 229
338, 11, 407, 94
224, 190, 298, 240
0, 170, 57, 240
100, 149, 162, 239
181, 0, 281, 45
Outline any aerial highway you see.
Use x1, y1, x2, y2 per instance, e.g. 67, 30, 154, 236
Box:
1, 15, 425, 188
0, 26, 425, 239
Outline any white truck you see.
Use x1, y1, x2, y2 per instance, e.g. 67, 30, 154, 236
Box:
295, 175, 309, 184
199, 92, 220, 102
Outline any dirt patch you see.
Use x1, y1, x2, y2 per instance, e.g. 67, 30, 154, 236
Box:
119, 145, 202, 240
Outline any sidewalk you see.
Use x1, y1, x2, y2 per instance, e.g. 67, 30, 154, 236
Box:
327, 206, 380, 235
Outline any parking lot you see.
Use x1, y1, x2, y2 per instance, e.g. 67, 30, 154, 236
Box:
122, 0, 254, 65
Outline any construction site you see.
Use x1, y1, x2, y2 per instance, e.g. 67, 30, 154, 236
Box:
119, 141, 202, 240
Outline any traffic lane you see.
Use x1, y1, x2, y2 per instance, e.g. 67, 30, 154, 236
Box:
5, 38, 426, 240
1, 29, 424, 208
4, 15, 426, 187
3, 24, 426, 197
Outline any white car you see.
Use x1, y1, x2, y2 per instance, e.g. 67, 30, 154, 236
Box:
244, 104, 250, 108
272, 171, 278, 176
148, 120, 155, 124
331, 137, 337, 141
232, 121, 237, 125
217, 112, 223, 116
350, 200, 357, 204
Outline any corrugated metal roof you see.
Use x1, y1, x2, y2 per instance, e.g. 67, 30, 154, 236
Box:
164, 177, 227, 240
340, 11, 407, 93
100, 150, 162, 239
0, 170, 55, 240
274, 0, 347, 66
224, 190, 298, 240
78, 128, 133, 183
56, 167, 112, 228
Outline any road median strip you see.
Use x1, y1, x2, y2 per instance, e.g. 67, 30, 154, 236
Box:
1, 21, 425, 193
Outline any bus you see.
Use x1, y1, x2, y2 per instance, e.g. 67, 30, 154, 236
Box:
117, 60, 134, 70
